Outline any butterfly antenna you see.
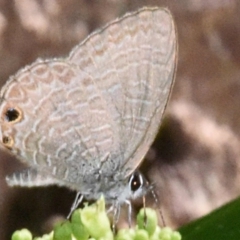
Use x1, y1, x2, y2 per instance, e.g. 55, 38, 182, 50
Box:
151, 187, 166, 227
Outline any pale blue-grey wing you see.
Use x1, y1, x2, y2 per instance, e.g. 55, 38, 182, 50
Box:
68, 7, 177, 176
1, 7, 176, 189
0, 60, 116, 188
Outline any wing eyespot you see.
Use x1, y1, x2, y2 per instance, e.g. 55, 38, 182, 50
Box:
4, 107, 22, 123
2, 135, 14, 149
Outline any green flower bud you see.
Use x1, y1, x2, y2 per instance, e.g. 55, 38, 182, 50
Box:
149, 226, 161, 240
71, 210, 89, 240
115, 228, 135, 240
134, 229, 149, 240
53, 221, 72, 240
137, 208, 158, 236
80, 196, 113, 240
159, 227, 172, 240
34, 232, 53, 240
12, 229, 32, 240
171, 231, 181, 240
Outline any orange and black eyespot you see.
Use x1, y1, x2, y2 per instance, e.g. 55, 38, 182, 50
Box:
2, 135, 14, 149
4, 107, 22, 123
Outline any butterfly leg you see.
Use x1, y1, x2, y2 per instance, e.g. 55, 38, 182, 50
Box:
125, 199, 132, 228
111, 202, 120, 233
67, 192, 83, 219
107, 202, 121, 232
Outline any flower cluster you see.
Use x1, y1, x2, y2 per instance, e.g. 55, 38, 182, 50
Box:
12, 196, 181, 240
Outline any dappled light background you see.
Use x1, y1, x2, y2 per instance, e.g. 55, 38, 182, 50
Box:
0, 0, 240, 239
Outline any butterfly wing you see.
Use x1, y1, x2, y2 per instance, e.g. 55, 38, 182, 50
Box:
69, 7, 177, 176
0, 7, 176, 189
0, 60, 116, 175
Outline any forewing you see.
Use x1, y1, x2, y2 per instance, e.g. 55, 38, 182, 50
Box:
69, 7, 177, 175
0, 60, 116, 178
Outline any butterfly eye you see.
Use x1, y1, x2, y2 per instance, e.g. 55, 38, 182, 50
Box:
4, 107, 22, 123
129, 172, 144, 192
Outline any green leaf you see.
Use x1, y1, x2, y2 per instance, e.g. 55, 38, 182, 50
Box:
179, 197, 240, 240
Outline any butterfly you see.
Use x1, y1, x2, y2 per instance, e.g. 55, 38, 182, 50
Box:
0, 7, 177, 218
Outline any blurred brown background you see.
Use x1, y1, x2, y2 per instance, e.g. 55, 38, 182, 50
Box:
0, 0, 240, 239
